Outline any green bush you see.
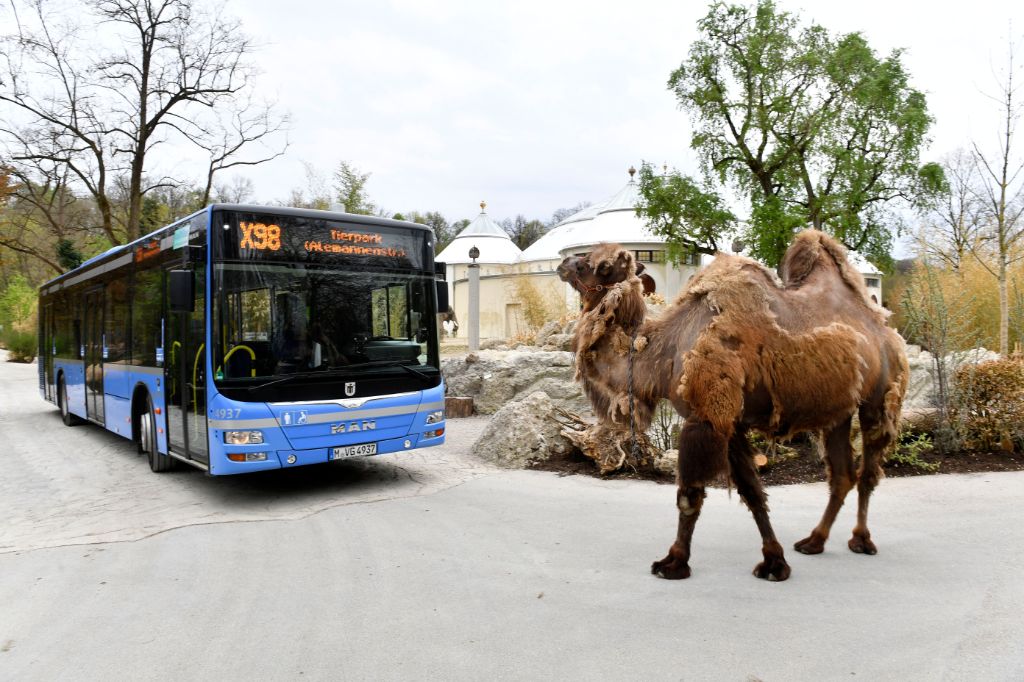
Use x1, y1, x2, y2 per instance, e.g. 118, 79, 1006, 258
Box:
3, 330, 37, 363
950, 359, 1024, 452
0, 275, 38, 332
888, 432, 939, 472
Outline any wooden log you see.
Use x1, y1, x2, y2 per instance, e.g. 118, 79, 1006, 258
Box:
552, 406, 660, 475
445, 396, 474, 418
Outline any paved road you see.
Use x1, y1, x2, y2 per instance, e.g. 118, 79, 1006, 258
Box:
2, 356, 1023, 680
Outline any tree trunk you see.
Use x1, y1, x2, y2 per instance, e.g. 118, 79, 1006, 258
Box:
999, 258, 1009, 356
553, 407, 661, 475
127, 154, 144, 243
445, 396, 474, 418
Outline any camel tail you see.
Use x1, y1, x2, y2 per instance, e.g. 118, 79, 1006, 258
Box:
780, 230, 871, 300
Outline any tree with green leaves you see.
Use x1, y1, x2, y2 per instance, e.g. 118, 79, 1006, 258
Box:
500, 215, 547, 250
635, 163, 736, 263
651, 0, 939, 267
402, 211, 458, 254
333, 161, 376, 215
55, 239, 83, 271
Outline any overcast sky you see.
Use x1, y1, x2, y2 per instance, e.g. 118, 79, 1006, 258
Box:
211, 0, 1019, 223
108, 0, 1024, 226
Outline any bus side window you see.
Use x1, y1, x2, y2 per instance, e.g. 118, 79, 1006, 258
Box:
73, 318, 82, 359
132, 268, 163, 366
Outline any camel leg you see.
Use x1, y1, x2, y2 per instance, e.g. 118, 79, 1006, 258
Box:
650, 484, 706, 580
728, 430, 791, 582
794, 416, 857, 555
651, 419, 727, 580
848, 411, 892, 555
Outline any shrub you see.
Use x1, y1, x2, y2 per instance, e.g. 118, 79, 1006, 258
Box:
888, 432, 939, 472
4, 330, 37, 363
950, 359, 1024, 452
0, 275, 38, 333
509, 276, 562, 332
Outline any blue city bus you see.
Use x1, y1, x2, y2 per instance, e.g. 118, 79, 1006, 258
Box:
37, 205, 448, 475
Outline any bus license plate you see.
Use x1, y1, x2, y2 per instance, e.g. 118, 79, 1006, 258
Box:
331, 443, 377, 459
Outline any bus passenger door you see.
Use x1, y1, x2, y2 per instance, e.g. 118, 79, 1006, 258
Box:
82, 287, 105, 423
42, 302, 55, 401
164, 265, 209, 465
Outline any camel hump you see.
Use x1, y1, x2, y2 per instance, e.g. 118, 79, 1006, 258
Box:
779, 229, 869, 297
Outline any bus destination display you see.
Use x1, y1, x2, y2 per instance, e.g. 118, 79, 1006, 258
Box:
223, 213, 423, 269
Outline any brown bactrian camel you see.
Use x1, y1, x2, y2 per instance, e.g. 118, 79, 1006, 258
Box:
556, 231, 908, 581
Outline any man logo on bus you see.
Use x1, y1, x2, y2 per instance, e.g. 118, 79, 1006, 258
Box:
345, 382, 356, 397
331, 420, 376, 434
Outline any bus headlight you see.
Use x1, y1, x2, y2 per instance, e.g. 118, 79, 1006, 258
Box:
224, 430, 264, 445
425, 410, 444, 424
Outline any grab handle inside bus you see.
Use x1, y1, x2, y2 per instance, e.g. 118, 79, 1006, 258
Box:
169, 270, 195, 313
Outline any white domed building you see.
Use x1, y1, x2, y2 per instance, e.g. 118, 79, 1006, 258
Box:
519, 167, 702, 310
436, 202, 523, 338
438, 169, 884, 340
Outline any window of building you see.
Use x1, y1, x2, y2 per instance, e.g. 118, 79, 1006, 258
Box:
865, 277, 880, 288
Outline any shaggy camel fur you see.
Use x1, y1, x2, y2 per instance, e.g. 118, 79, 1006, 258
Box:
557, 231, 908, 581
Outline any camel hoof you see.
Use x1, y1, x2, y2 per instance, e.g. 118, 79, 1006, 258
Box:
651, 556, 692, 580
794, 534, 826, 555
848, 533, 878, 555
753, 558, 791, 582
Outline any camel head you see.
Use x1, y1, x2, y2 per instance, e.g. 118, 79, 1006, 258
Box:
557, 243, 646, 312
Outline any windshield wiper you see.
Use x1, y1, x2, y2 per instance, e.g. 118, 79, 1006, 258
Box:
245, 368, 352, 392
245, 362, 435, 392
343, 360, 434, 383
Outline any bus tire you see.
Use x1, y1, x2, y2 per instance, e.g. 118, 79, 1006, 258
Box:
141, 395, 175, 473
59, 375, 80, 426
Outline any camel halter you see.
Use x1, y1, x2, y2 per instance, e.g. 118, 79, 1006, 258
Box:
572, 277, 605, 295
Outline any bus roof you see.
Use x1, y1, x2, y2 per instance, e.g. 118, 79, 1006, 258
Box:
40, 204, 433, 290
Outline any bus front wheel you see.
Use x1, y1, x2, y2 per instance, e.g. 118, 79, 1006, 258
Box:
141, 395, 174, 473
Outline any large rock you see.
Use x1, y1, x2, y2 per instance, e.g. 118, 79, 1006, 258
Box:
473, 391, 575, 468
903, 346, 1002, 409
541, 333, 574, 351
442, 349, 588, 414
534, 321, 562, 347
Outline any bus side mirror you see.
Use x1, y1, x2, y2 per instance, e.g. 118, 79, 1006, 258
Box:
435, 280, 448, 313
169, 270, 195, 313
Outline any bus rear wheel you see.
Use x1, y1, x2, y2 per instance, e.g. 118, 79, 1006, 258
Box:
59, 376, 80, 426
141, 395, 174, 473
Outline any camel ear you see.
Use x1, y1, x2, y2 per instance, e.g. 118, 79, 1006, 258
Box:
615, 250, 636, 276
635, 261, 646, 275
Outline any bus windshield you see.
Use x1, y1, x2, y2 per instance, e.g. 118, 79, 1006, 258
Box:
214, 262, 440, 387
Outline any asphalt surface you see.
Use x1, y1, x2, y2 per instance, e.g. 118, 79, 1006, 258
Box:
2, 354, 1023, 680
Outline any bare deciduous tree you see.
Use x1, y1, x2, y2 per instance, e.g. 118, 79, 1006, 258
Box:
1, 0, 287, 244
972, 40, 1024, 356
918, 149, 985, 273
0, 157, 94, 274
194, 94, 289, 205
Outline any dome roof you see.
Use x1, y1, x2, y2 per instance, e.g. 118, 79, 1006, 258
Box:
436, 201, 522, 265
845, 249, 881, 276
521, 169, 659, 261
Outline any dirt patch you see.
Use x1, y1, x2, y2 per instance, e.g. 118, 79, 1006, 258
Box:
528, 437, 1024, 486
